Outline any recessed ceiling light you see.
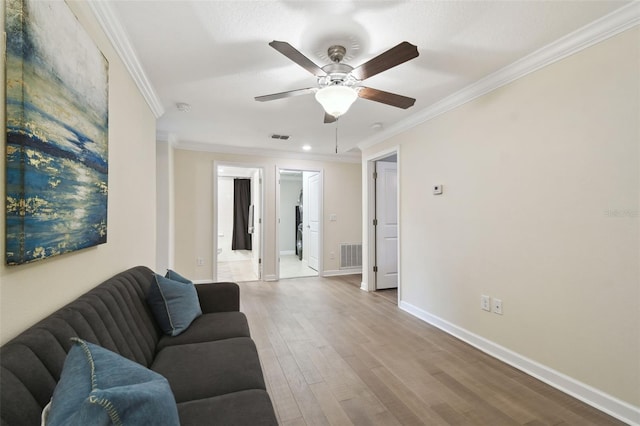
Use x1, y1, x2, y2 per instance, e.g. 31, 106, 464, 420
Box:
302, 145, 311, 151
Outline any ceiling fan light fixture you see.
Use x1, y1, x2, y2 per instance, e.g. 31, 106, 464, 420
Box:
315, 85, 357, 118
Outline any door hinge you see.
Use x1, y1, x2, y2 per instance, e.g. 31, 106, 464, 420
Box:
373, 219, 378, 226
259, 258, 262, 264
373, 172, 378, 180
373, 266, 378, 272
258, 218, 262, 224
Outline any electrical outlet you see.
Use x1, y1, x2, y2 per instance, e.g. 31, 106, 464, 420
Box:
493, 298, 503, 315
481, 295, 491, 312
196, 257, 204, 266
329, 252, 335, 260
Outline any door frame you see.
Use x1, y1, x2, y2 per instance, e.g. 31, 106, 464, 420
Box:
275, 165, 323, 280
212, 161, 265, 282
363, 146, 401, 302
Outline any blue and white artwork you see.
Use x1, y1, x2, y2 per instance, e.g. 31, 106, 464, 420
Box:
5, 0, 109, 265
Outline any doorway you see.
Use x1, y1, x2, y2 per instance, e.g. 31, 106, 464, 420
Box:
277, 168, 321, 279
375, 157, 398, 289
365, 149, 400, 303
374, 155, 398, 302
215, 164, 263, 282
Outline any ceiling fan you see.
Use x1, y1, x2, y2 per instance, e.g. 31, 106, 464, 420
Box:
255, 40, 419, 123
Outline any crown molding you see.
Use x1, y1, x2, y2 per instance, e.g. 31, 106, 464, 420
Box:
88, 1, 165, 118
358, 2, 640, 152
173, 139, 361, 164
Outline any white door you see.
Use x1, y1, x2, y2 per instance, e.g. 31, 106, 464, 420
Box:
375, 161, 398, 289
308, 173, 320, 271
302, 173, 310, 263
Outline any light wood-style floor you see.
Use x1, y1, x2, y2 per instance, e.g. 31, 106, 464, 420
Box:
238, 275, 624, 426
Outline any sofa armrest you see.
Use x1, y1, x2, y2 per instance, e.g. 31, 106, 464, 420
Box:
195, 282, 240, 313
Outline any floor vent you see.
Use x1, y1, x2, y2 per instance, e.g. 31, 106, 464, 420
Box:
340, 243, 362, 269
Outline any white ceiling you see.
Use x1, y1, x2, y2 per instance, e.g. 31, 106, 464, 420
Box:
106, 1, 632, 160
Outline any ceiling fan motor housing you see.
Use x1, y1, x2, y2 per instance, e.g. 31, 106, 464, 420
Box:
327, 45, 347, 63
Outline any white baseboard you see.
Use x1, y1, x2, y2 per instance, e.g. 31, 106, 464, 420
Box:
279, 250, 295, 256
399, 301, 640, 426
360, 282, 369, 292
263, 274, 277, 282
323, 269, 362, 277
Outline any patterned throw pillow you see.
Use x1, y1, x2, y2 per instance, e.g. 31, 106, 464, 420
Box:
47, 338, 179, 426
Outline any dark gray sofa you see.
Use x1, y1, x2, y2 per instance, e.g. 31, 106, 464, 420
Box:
0, 266, 278, 425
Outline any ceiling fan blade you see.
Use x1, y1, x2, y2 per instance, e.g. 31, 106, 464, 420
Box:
358, 87, 416, 109
255, 87, 317, 102
351, 42, 419, 81
269, 41, 326, 77
324, 112, 337, 124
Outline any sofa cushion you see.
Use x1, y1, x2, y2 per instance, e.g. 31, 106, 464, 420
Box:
177, 389, 277, 426
47, 338, 179, 426
152, 337, 265, 403
147, 274, 202, 336
156, 312, 250, 351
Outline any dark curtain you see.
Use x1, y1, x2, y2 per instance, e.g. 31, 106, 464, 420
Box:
232, 178, 252, 250
295, 206, 301, 256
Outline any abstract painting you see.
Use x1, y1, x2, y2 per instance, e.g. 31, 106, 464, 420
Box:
5, 0, 109, 265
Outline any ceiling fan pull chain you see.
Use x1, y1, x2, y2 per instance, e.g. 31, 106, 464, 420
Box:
335, 118, 339, 154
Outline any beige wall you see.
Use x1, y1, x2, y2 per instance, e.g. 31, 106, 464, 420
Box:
0, 1, 157, 344
364, 28, 639, 407
172, 149, 361, 281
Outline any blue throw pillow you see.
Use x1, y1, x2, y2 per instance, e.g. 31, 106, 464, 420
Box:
147, 273, 202, 336
165, 269, 192, 284
47, 338, 179, 426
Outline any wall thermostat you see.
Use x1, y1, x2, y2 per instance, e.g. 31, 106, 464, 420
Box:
433, 185, 443, 195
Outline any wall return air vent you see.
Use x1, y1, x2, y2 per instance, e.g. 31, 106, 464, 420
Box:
340, 243, 362, 269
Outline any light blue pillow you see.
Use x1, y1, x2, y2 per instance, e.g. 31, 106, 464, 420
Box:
165, 269, 192, 284
147, 273, 202, 336
47, 338, 179, 426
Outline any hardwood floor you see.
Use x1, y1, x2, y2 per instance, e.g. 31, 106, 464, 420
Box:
375, 288, 398, 305
238, 276, 624, 426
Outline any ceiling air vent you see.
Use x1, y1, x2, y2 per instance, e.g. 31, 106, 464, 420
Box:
271, 134, 290, 140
